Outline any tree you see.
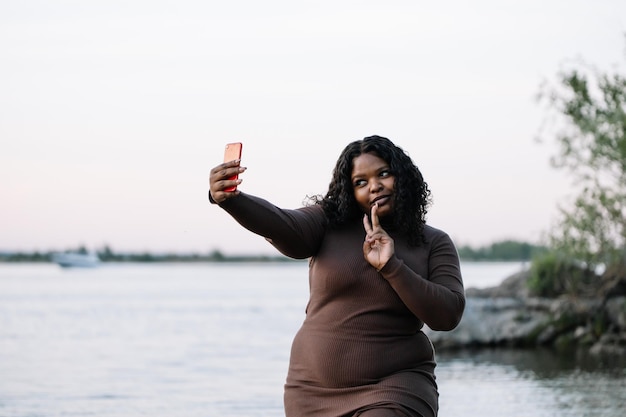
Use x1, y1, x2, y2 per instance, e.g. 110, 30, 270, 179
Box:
456, 240, 547, 261
537, 39, 626, 278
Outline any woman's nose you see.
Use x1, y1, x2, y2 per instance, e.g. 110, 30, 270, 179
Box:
369, 179, 383, 192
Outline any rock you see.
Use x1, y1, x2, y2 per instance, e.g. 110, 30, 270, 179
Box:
465, 269, 531, 298
604, 296, 626, 330
425, 297, 551, 349
428, 267, 626, 353
589, 332, 626, 356
536, 324, 558, 345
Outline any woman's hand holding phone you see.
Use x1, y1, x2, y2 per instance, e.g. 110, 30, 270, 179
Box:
209, 142, 245, 204
223, 142, 243, 191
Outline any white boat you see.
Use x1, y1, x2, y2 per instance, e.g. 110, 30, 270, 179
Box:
52, 252, 100, 268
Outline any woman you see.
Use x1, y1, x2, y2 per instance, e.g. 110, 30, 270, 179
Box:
209, 135, 465, 417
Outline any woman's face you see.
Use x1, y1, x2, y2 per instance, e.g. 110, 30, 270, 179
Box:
351, 152, 395, 217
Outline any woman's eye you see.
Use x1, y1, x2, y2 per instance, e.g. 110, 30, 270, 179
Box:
354, 179, 366, 187
380, 170, 390, 178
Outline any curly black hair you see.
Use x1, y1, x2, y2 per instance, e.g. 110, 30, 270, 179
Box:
309, 135, 432, 246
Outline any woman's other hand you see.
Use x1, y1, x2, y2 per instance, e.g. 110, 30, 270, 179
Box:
209, 160, 246, 204
362, 203, 394, 271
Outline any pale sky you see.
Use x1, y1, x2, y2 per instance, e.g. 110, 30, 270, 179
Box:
1, 0, 625, 255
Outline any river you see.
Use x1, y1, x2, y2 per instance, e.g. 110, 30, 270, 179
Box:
0, 262, 623, 416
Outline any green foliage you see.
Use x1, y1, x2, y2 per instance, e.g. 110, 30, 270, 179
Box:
528, 251, 598, 297
0, 251, 50, 262
537, 39, 626, 273
0, 246, 300, 263
457, 240, 548, 261
98, 245, 115, 261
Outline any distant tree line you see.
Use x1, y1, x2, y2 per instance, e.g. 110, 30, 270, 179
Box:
0, 245, 298, 263
1, 241, 546, 263
456, 240, 548, 262
95, 246, 299, 263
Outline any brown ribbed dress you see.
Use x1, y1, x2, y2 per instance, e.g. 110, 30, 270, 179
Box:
217, 193, 465, 417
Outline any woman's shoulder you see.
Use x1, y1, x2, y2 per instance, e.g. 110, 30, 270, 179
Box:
296, 201, 326, 219
423, 224, 455, 244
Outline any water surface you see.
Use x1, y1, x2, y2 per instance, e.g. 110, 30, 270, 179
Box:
0, 263, 623, 416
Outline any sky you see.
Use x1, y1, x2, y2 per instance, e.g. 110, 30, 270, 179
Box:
1, 0, 625, 255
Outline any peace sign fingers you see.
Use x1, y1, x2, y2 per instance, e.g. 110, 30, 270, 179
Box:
363, 203, 381, 234
362, 203, 394, 272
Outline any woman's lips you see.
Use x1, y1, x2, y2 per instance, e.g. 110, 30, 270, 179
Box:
371, 196, 391, 207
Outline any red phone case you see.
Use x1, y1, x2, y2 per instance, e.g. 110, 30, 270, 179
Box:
223, 142, 242, 192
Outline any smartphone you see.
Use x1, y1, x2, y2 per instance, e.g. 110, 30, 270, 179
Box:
223, 142, 243, 192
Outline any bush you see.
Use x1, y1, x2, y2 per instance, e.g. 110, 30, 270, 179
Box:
528, 252, 599, 297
